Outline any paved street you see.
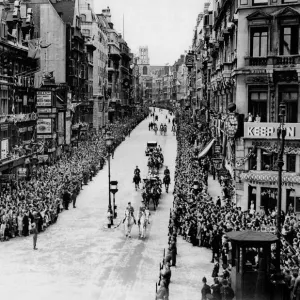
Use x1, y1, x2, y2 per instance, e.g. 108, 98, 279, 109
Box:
0, 110, 176, 300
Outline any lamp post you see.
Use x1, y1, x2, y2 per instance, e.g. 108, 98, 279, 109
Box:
105, 131, 114, 227
110, 180, 118, 218
276, 102, 286, 272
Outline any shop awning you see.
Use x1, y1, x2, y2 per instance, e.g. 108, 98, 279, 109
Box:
198, 139, 215, 159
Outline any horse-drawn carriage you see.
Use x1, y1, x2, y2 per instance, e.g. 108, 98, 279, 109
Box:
147, 151, 164, 174
142, 177, 162, 210
145, 141, 158, 156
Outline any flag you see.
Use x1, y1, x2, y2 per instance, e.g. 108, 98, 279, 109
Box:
28, 39, 51, 59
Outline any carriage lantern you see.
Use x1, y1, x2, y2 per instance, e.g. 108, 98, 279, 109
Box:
110, 180, 118, 218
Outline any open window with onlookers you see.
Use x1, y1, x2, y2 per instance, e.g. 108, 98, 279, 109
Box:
248, 86, 268, 122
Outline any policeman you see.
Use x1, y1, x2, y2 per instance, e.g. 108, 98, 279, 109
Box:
134, 166, 141, 176
164, 166, 170, 176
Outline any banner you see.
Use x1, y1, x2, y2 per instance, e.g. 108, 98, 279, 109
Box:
65, 120, 71, 145
37, 119, 52, 134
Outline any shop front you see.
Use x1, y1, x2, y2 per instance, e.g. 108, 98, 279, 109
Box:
238, 122, 300, 212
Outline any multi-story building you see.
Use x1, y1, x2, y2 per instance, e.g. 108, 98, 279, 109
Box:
0, 0, 38, 176
194, 0, 300, 212
101, 7, 120, 122
119, 35, 131, 107
79, 0, 108, 131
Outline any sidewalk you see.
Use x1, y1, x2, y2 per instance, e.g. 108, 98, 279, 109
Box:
168, 175, 223, 300
207, 174, 223, 204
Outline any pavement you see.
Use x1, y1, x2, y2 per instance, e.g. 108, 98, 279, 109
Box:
0, 109, 177, 300
168, 178, 224, 299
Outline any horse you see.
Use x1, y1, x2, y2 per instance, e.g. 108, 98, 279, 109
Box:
163, 174, 171, 193
133, 173, 141, 191
123, 209, 135, 238
139, 209, 150, 238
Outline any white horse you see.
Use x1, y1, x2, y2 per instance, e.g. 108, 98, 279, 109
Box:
123, 209, 135, 238
139, 209, 150, 238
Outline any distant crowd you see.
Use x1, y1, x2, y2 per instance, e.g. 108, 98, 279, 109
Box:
162, 107, 300, 300
0, 110, 149, 242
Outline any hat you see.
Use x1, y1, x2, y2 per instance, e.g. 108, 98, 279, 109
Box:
128, 202, 131, 205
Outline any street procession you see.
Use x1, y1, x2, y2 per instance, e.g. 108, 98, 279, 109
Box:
2, 0, 300, 300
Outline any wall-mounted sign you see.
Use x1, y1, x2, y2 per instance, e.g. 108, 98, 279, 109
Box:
38, 154, 48, 163
37, 134, 52, 139
18, 127, 27, 133
37, 119, 52, 134
37, 108, 52, 113
1, 124, 8, 131
66, 120, 71, 145
1, 139, 9, 160
17, 168, 27, 177
36, 91, 52, 107
244, 122, 300, 140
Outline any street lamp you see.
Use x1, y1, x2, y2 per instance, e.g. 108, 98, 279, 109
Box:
276, 101, 286, 272
105, 131, 114, 228
110, 180, 118, 218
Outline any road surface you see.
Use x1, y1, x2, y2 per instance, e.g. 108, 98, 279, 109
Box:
0, 109, 176, 300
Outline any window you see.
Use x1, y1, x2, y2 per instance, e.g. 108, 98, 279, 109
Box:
279, 87, 298, 123
0, 98, 8, 115
253, 0, 268, 5
250, 28, 268, 57
280, 26, 298, 55
82, 29, 90, 36
248, 88, 268, 121
80, 14, 86, 22
143, 66, 147, 75
261, 151, 277, 171
287, 154, 296, 172
249, 148, 257, 170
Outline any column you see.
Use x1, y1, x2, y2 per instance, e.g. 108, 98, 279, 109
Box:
296, 155, 300, 173
283, 154, 287, 170
257, 148, 262, 171
256, 186, 261, 211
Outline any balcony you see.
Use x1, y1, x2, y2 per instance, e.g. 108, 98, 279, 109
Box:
245, 55, 300, 67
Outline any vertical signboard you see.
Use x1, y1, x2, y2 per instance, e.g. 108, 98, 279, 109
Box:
65, 110, 71, 145
58, 112, 65, 145
1, 139, 9, 159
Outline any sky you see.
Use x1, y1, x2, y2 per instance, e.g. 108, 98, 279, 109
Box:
94, 0, 205, 66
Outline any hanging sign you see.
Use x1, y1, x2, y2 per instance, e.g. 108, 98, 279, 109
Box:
1, 139, 9, 160
37, 119, 52, 134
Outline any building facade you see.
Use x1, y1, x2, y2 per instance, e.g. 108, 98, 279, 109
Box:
193, 0, 300, 212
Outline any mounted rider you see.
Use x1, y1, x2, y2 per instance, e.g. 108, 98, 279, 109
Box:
134, 166, 141, 177
164, 166, 170, 176
124, 202, 136, 224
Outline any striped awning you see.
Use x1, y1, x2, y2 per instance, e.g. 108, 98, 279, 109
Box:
198, 139, 216, 159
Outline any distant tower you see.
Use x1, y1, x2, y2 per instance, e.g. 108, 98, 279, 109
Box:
138, 46, 150, 76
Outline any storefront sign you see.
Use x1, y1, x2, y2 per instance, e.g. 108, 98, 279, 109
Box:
36, 91, 52, 107
37, 134, 52, 139
17, 168, 27, 177
1, 124, 8, 131
37, 108, 52, 113
37, 119, 52, 134
214, 144, 221, 154
244, 123, 300, 140
1, 139, 9, 160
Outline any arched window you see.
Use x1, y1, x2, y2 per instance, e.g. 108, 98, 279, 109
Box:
143, 66, 147, 75
80, 14, 86, 22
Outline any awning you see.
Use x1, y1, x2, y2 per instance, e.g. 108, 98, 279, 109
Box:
198, 139, 215, 159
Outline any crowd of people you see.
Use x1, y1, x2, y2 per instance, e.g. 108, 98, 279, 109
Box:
162, 106, 300, 300
0, 110, 148, 242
